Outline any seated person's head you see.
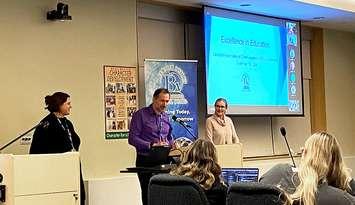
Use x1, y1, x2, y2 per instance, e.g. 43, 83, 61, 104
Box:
299, 132, 351, 188
291, 132, 352, 205
170, 138, 222, 190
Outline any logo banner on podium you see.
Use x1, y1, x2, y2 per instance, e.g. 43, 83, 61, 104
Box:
144, 59, 198, 140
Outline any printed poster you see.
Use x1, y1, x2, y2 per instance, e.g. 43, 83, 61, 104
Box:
104, 65, 138, 139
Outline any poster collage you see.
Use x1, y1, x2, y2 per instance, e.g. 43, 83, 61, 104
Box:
104, 65, 138, 139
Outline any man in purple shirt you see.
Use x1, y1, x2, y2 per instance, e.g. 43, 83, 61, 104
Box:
128, 88, 173, 205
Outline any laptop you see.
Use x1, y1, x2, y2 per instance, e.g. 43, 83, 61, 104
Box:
124, 146, 172, 173
221, 168, 259, 185
148, 145, 171, 165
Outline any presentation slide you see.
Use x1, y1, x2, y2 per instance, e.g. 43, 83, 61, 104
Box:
204, 7, 303, 115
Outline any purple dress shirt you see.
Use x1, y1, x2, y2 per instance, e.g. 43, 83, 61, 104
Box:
128, 105, 173, 155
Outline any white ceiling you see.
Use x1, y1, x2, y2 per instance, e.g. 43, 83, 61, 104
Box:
153, 0, 355, 33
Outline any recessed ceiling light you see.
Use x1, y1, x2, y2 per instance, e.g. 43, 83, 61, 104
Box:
240, 4, 251, 7
313, 17, 325, 20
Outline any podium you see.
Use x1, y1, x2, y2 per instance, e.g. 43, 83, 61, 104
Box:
0, 152, 80, 205
215, 143, 243, 168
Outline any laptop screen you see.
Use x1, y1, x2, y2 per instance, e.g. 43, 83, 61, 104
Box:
221, 168, 259, 184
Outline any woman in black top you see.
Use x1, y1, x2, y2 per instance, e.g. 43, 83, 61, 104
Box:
170, 138, 228, 205
29, 92, 85, 205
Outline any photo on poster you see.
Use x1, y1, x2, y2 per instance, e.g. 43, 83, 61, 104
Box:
105, 96, 116, 106
106, 107, 116, 118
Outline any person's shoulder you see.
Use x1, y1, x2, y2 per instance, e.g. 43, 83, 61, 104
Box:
275, 163, 294, 176
206, 115, 214, 122
348, 178, 355, 196
40, 113, 57, 125
140, 105, 153, 113
131, 106, 152, 119
274, 163, 294, 171
42, 113, 55, 121
210, 181, 228, 192
133, 106, 147, 115
65, 117, 75, 126
318, 183, 355, 205
259, 163, 294, 182
34, 114, 54, 133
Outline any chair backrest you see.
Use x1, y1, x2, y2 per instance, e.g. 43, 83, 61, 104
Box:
148, 174, 210, 205
227, 182, 286, 205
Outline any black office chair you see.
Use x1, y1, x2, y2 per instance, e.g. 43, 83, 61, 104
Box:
227, 182, 286, 205
148, 174, 209, 205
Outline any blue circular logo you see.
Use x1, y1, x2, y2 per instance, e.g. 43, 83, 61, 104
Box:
290, 73, 296, 83
289, 49, 295, 59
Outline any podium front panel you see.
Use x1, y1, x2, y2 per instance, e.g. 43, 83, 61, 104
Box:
215, 143, 243, 168
0, 152, 80, 205
13, 153, 80, 196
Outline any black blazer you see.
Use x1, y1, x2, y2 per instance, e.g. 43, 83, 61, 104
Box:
29, 113, 80, 154
29, 113, 85, 205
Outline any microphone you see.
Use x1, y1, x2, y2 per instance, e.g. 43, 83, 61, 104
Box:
0, 121, 49, 152
40, 121, 50, 128
172, 115, 191, 128
280, 127, 296, 168
171, 115, 196, 140
280, 127, 286, 137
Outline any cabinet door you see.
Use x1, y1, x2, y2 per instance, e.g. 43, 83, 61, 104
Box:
14, 192, 79, 205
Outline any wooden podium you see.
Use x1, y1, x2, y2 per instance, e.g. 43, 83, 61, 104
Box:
0, 152, 80, 205
215, 143, 243, 168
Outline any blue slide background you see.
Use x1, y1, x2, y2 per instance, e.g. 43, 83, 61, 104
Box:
206, 15, 288, 106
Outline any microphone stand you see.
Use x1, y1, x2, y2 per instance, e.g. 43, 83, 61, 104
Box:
0, 122, 44, 152
177, 121, 197, 140
280, 129, 296, 168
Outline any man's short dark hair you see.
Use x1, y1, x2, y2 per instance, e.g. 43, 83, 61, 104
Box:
153, 88, 170, 98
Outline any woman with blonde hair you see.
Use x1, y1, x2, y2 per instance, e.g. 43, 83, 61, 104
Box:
260, 132, 355, 205
170, 138, 227, 205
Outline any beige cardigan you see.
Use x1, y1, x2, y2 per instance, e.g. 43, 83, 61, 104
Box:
205, 115, 240, 145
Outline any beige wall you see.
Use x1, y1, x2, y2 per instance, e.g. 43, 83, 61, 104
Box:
0, 0, 137, 179
323, 29, 355, 156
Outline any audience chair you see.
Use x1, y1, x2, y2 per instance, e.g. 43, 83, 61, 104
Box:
227, 182, 286, 205
148, 174, 209, 205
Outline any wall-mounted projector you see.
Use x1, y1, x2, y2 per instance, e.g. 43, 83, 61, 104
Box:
47, 2, 72, 21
